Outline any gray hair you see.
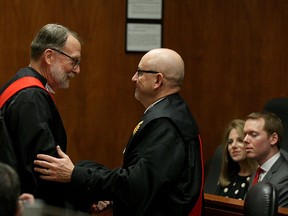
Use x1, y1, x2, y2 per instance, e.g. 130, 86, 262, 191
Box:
30, 23, 81, 60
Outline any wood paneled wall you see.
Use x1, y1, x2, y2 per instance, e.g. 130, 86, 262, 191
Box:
1, 0, 288, 168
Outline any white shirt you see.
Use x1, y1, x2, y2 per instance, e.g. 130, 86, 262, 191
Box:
45, 83, 55, 94
258, 152, 281, 181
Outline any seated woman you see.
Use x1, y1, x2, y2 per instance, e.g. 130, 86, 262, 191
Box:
216, 119, 258, 200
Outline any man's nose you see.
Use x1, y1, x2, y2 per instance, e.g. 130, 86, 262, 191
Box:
243, 134, 249, 143
132, 72, 137, 81
73, 65, 80, 74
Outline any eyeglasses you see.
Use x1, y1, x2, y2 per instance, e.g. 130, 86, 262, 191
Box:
50, 48, 81, 69
137, 69, 159, 77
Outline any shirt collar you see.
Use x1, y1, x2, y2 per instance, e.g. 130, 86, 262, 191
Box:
45, 83, 55, 94
144, 97, 166, 114
261, 152, 281, 172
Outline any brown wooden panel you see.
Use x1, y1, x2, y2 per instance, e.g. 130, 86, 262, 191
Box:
204, 193, 288, 216
0, 0, 288, 172
163, 0, 288, 162
280, 207, 288, 216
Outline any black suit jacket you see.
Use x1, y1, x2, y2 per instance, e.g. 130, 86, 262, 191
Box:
71, 93, 203, 216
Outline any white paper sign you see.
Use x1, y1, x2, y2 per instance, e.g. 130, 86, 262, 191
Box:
126, 23, 162, 52
127, 0, 162, 19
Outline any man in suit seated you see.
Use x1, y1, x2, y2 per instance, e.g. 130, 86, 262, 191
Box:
244, 111, 288, 208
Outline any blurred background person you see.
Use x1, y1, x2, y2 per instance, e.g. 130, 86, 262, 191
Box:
0, 162, 34, 216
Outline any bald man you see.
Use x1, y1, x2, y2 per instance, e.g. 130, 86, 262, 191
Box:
34, 48, 204, 216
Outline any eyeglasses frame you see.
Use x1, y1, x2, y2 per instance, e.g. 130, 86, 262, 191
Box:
50, 48, 80, 69
137, 69, 159, 77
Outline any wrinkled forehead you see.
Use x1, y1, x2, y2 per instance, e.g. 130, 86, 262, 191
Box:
63, 35, 81, 55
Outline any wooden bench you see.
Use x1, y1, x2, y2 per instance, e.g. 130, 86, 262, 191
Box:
204, 193, 288, 216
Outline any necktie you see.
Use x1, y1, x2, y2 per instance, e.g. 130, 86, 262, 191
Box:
252, 167, 263, 185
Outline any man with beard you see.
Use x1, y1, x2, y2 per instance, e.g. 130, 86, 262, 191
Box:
34, 48, 203, 216
0, 23, 81, 208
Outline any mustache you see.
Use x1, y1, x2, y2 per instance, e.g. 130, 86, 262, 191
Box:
67, 73, 75, 79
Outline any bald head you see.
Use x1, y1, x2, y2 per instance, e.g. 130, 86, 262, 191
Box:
133, 48, 185, 108
140, 48, 185, 86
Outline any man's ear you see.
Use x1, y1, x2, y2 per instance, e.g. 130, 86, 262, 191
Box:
154, 73, 164, 89
43, 49, 53, 66
270, 132, 279, 146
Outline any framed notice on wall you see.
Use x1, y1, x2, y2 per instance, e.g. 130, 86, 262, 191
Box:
127, 0, 163, 20
126, 0, 163, 52
126, 23, 162, 52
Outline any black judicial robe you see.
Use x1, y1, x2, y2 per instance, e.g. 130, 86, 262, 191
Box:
0, 67, 68, 207
72, 93, 203, 216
